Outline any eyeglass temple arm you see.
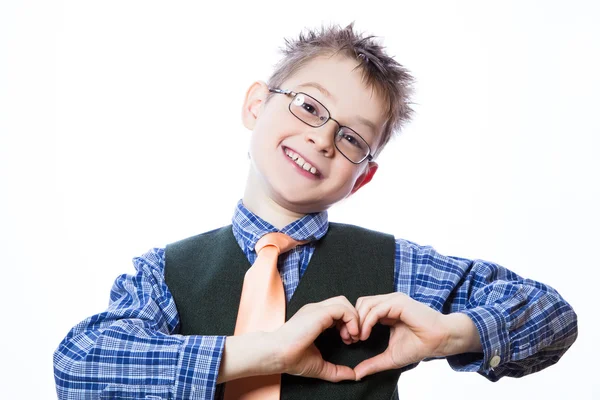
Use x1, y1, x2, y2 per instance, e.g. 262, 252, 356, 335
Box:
268, 88, 296, 96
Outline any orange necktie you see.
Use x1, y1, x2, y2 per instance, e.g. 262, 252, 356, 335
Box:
223, 232, 307, 400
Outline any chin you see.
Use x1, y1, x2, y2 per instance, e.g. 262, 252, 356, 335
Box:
275, 192, 334, 214
269, 191, 314, 212
265, 176, 344, 214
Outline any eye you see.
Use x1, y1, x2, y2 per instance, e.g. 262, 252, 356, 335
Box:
340, 132, 363, 149
301, 102, 318, 116
344, 134, 358, 146
293, 94, 321, 117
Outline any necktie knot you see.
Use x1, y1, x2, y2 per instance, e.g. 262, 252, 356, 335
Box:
255, 232, 307, 256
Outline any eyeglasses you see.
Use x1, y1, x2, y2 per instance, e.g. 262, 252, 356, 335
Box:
268, 87, 374, 164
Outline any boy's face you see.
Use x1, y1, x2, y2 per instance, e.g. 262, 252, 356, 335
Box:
243, 54, 387, 214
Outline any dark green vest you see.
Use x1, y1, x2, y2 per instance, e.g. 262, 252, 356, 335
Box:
165, 222, 401, 399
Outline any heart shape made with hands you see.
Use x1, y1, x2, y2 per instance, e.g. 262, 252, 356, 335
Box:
321, 292, 450, 381
318, 315, 392, 379
278, 292, 452, 382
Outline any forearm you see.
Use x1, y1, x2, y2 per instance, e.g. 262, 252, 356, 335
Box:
55, 249, 225, 399
395, 240, 578, 379
451, 285, 578, 379
54, 319, 225, 399
447, 271, 578, 379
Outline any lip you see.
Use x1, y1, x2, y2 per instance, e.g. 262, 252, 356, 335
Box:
282, 146, 323, 180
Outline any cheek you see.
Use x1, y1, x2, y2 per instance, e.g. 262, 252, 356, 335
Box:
329, 164, 363, 192
251, 114, 290, 149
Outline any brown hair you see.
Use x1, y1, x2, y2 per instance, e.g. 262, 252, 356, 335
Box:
265, 21, 414, 158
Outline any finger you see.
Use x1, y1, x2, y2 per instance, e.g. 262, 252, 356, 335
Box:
355, 295, 376, 322
319, 296, 360, 335
355, 294, 389, 330
314, 361, 357, 382
360, 303, 397, 340
340, 324, 359, 344
361, 294, 408, 339
354, 352, 396, 381
324, 304, 360, 338
355, 301, 375, 337
296, 297, 361, 341
302, 302, 359, 340
342, 324, 360, 344
337, 321, 352, 345
355, 296, 364, 312
379, 317, 397, 326
319, 295, 354, 308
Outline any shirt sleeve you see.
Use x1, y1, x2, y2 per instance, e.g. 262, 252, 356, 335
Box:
394, 238, 578, 381
53, 248, 225, 399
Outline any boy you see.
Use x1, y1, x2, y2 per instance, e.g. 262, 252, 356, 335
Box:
53, 22, 578, 399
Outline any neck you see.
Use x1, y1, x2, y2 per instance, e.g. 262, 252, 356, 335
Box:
242, 170, 306, 230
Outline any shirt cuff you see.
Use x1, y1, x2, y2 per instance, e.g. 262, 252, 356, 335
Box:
173, 335, 225, 399
446, 305, 510, 381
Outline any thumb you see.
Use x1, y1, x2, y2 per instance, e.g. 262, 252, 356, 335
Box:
353, 352, 396, 381
314, 361, 357, 382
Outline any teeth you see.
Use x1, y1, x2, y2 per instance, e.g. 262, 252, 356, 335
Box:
285, 148, 319, 175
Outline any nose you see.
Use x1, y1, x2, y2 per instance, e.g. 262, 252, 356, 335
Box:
305, 120, 338, 157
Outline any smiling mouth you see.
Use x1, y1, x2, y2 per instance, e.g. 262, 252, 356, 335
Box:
283, 147, 320, 176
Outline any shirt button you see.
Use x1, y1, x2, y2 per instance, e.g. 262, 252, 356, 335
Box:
489, 355, 501, 368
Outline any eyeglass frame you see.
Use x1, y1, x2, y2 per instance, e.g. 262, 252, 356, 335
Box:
268, 87, 374, 164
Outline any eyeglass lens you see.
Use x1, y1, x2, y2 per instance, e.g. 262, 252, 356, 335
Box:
290, 93, 369, 163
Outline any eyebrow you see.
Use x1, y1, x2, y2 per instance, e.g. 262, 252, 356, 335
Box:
297, 81, 378, 134
298, 81, 336, 101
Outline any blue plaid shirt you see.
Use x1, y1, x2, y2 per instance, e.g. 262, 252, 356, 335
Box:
54, 200, 578, 399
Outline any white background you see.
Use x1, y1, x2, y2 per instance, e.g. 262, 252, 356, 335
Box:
1, 0, 598, 398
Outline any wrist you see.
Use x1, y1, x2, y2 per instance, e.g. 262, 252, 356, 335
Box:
218, 331, 281, 383
440, 312, 483, 357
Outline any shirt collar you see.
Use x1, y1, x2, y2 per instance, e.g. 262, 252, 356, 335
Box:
231, 199, 329, 252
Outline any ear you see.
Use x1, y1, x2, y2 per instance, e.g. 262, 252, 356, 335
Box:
241, 80, 269, 130
349, 161, 378, 196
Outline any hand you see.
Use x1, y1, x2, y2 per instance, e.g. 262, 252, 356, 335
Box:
352, 293, 451, 380
272, 296, 361, 382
